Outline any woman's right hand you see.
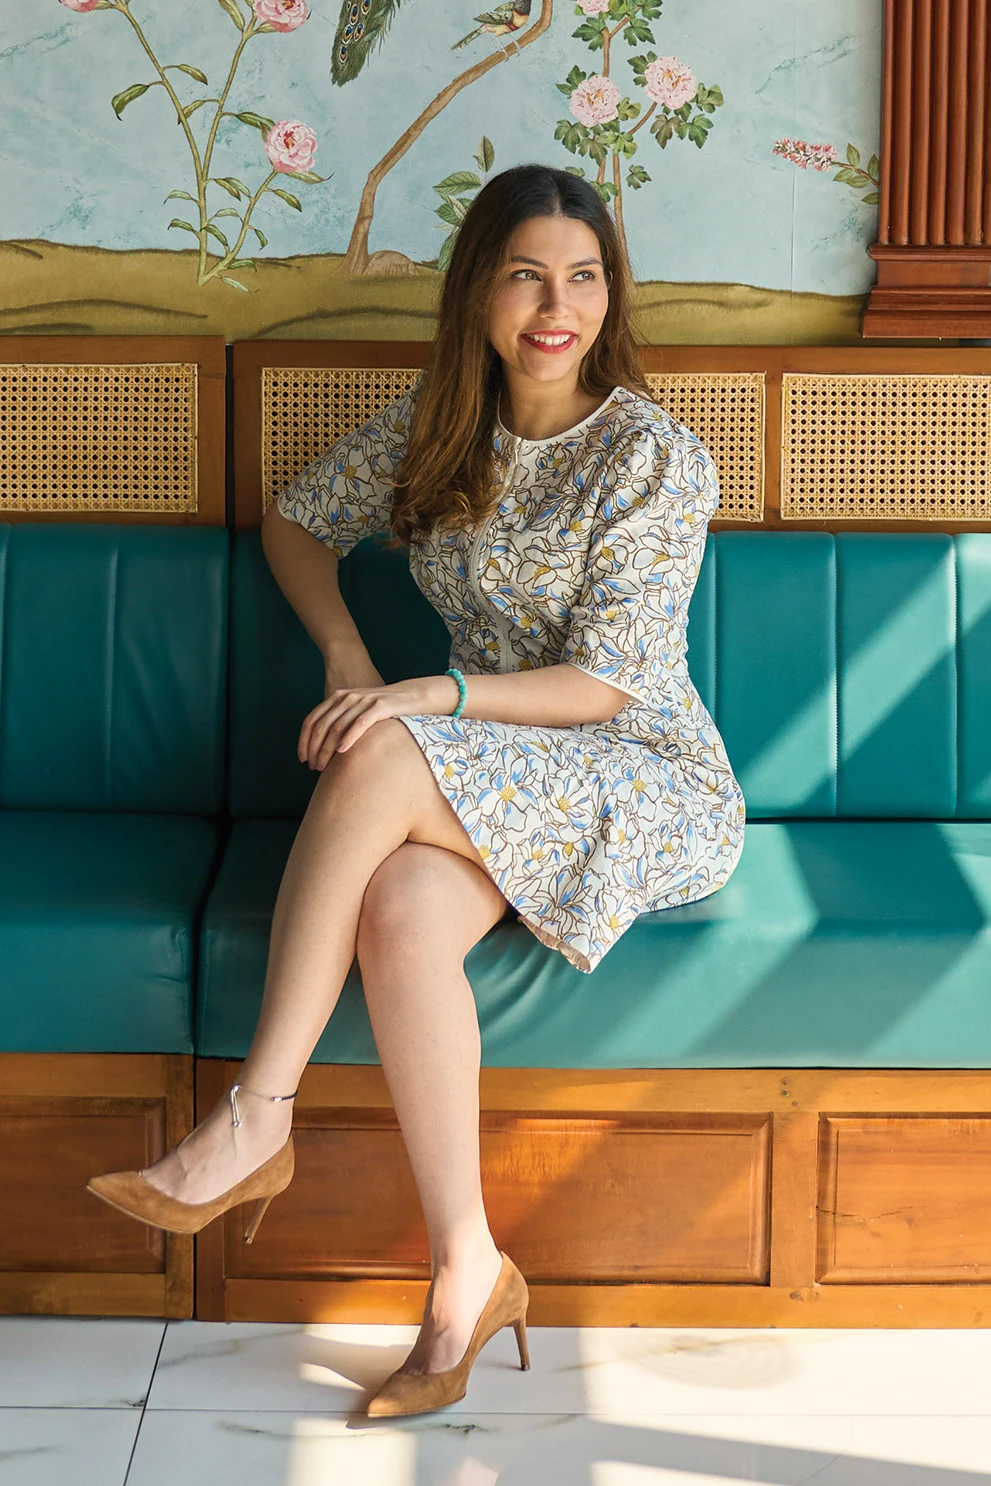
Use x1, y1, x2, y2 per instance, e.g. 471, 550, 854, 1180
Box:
322, 648, 384, 700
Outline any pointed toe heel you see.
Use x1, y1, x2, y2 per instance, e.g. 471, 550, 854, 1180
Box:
365, 1251, 530, 1419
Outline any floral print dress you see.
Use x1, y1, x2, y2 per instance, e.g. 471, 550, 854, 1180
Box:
277, 381, 746, 973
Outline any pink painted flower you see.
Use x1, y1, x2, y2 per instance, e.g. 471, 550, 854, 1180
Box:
643, 56, 697, 110
253, 0, 309, 29
60, 0, 103, 11
264, 119, 318, 173
569, 74, 621, 128
772, 137, 839, 172
577, 0, 610, 13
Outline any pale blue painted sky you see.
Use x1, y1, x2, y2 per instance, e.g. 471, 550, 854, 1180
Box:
0, 0, 881, 293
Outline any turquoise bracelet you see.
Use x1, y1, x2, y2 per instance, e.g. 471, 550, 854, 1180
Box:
445, 666, 467, 719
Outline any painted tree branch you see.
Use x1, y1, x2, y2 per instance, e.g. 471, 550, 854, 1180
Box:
342, 0, 554, 274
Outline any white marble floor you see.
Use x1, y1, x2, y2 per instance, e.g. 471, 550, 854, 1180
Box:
2, 1316, 991, 1485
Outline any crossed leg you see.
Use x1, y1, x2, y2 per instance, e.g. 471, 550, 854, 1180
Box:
139, 719, 513, 1367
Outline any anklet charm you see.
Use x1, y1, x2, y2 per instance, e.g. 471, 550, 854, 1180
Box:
229, 1081, 299, 1128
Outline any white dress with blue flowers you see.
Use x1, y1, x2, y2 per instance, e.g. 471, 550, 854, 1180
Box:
277, 382, 746, 974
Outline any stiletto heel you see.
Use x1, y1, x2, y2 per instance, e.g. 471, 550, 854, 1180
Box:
513, 1312, 530, 1371
85, 1079, 298, 1237
366, 1251, 530, 1418
244, 1194, 274, 1244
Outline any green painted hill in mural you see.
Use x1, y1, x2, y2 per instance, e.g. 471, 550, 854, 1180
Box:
0, 241, 868, 343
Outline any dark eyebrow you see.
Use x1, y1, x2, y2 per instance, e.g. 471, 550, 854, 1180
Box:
508, 255, 603, 269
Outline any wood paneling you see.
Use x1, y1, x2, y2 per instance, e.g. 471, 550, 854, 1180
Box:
818, 1115, 991, 1283
865, 0, 991, 336
0, 336, 227, 525
233, 341, 991, 533
197, 1061, 991, 1327
0, 1054, 194, 1318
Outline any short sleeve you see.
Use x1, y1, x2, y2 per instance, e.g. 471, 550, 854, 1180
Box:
274, 378, 421, 558
561, 422, 719, 703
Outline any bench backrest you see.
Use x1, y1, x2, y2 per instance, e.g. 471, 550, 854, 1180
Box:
230, 529, 991, 821
0, 524, 229, 814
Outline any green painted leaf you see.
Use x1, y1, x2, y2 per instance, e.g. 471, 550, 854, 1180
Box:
434, 170, 482, 195
861, 189, 880, 205
651, 116, 674, 147
564, 165, 586, 178
171, 64, 208, 84
867, 153, 880, 181
617, 97, 640, 120
216, 0, 245, 30
165, 190, 197, 203
833, 166, 863, 186
227, 258, 256, 270
167, 219, 200, 237
221, 275, 251, 291
271, 188, 302, 210
234, 111, 275, 134
251, 226, 268, 249
213, 207, 241, 218
205, 223, 230, 248
435, 198, 462, 227
182, 98, 211, 119
437, 232, 457, 272
212, 177, 244, 199
846, 142, 861, 167
565, 65, 588, 87
112, 82, 151, 119
285, 169, 324, 183
706, 84, 724, 106
477, 136, 495, 172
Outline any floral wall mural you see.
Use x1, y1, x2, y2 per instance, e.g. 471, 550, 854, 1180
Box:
0, 0, 882, 342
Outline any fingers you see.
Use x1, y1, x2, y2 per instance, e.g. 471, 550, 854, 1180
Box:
299, 693, 382, 769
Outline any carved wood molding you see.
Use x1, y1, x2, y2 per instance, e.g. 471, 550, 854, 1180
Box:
864, 0, 991, 337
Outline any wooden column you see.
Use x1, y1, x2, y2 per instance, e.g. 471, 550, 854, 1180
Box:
864, 0, 991, 337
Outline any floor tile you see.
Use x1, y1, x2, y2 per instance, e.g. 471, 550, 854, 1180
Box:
0, 1318, 165, 1408
0, 1408, 140, 1486
121, 1409, 991, 1486
147, 1322, 991, 1421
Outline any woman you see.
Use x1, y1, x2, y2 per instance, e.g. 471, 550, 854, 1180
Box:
87, 164, 746, 1417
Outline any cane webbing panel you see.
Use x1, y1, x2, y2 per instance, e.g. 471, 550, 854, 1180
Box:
0, 362, 198, 514
261, 367, 420, 513
782, 373, 991, 521
645, 372, 765, 522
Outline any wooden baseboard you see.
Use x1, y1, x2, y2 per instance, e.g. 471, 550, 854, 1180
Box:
196, 1060, 991, 1327
0, 1053, 194, 1319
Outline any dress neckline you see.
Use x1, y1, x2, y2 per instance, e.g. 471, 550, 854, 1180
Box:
495, 386, 624, 448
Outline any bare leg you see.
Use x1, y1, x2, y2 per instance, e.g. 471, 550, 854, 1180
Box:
357, 842, 511, 1372
140, 721, 493, 1204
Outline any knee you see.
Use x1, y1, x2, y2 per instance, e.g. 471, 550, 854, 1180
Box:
355, 844, 434, 965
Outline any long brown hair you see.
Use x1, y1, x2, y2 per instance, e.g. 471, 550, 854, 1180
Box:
386, 163, 650, 548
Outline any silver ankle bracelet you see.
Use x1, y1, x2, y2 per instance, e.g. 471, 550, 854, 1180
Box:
229, 1081, 299, 1129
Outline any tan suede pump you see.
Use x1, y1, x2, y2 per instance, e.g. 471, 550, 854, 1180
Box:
365, 1251, 530, 1418
85, 1081, 297, 1243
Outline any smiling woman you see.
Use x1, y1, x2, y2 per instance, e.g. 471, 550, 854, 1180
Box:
87, 163, 745, 1425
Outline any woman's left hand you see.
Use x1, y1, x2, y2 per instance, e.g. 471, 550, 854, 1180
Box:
298, 675, 458, 770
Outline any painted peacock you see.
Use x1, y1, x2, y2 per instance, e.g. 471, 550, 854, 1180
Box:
331, 0, 533, 83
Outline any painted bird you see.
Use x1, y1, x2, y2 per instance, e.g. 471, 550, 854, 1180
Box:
452, 0, 531, 51
332, 0, 406, 86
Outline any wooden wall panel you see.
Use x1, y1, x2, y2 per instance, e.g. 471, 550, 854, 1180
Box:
198, 1062, 991, 1328
818, 1115, 991, 1283
227, 1108, 770, 1286
0, 337, 227, 525
0, 1053, 194, 1318
234, 342, 991, 533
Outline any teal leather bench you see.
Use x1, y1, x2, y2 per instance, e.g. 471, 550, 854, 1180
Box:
6, 519, 991, 1326
200, 528, 991, 1070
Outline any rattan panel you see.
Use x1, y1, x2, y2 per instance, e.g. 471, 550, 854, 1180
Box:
261, 367, 420, 513
645, 372, 765, 522
782, 373, 991, 521
0, 362, 198, 513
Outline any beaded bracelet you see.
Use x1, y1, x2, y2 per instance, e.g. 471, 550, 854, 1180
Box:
445, 666, 467, 719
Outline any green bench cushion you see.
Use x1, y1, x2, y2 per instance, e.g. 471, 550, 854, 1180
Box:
197, 818, 991, 1068
0, 812, 221, 1053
